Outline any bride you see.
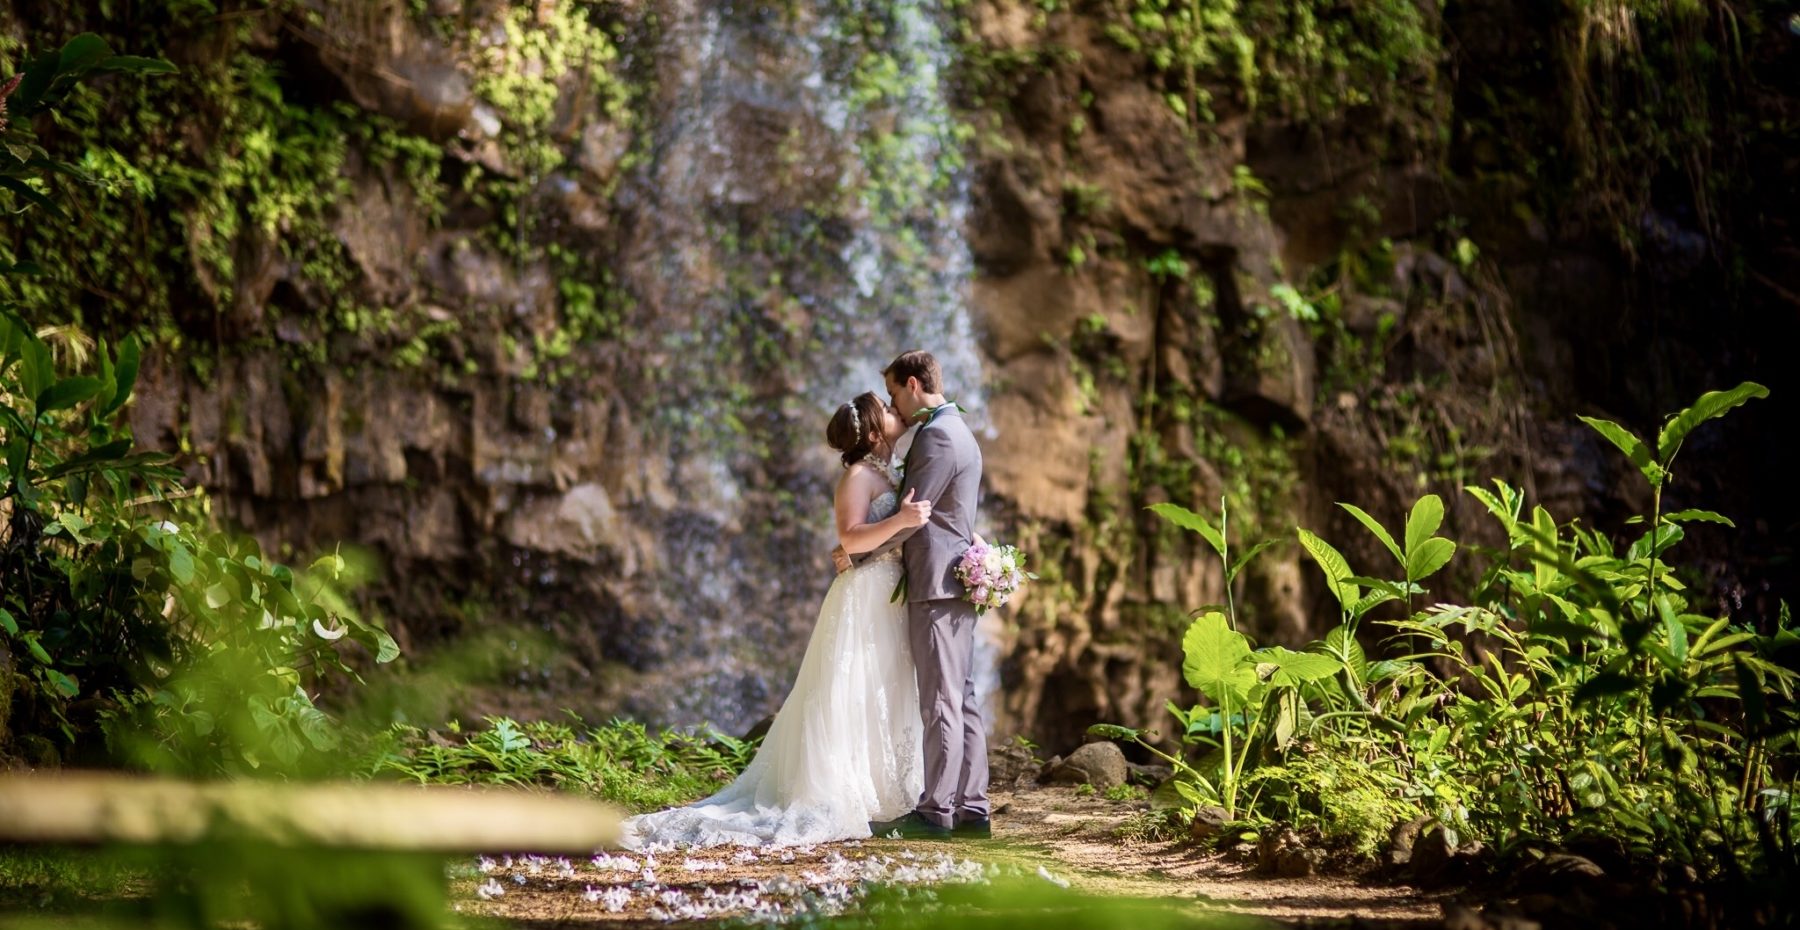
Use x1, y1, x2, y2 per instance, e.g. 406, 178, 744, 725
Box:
621, 392, 930, 849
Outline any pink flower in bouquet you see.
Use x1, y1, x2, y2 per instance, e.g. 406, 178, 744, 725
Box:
954, 540, 1036, 614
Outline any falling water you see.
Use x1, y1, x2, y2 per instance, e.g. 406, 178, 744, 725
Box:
607, 0, 992, 732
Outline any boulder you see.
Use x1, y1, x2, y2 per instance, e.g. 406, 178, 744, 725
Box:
1187, 805, 1229, 843
1256, 826, 1299, 873
988, 739, 1042, 787
1510, 852, 1606, 897
1387, 814, 1432, 867
1274, 845, 1324, 878
1410, 825, 1487, 888
1044, 741, 1127, 789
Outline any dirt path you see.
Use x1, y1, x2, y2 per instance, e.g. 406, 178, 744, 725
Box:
987, 786, 1447, 925
459, 785, 1447, 927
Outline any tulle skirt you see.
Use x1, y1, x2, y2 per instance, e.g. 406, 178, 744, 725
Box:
620, 556, 922, 849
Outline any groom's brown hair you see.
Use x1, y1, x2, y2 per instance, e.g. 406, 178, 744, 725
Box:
884, 350, 942, 393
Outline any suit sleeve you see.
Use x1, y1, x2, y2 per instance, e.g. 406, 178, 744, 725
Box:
899, 426, 956, 508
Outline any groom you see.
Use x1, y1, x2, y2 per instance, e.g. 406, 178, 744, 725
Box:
841, 349, 990, 840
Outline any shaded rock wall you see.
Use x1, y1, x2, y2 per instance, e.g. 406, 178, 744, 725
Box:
5, 0, 1794, 748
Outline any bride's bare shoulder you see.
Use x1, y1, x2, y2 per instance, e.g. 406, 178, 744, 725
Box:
837, 461, 873, 486
836, 462, 883, 497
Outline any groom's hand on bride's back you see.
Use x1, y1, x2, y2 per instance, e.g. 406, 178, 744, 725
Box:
832, 545, 852, 574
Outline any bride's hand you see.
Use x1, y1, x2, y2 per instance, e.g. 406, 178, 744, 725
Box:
897, 488, 932, 528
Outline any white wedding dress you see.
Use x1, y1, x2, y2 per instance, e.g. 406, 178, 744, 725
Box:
620, 465, 923, 849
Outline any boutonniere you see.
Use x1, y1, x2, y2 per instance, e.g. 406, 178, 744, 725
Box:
912, 401, 967, 422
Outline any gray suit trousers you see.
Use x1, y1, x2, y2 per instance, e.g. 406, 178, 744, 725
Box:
909, 597, 990, 828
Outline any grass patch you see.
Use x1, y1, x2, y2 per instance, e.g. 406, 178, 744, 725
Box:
0, 848, 146, 911
360, 715, 761, 813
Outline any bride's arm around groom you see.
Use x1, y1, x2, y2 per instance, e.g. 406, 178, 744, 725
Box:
836, 477, 931, 556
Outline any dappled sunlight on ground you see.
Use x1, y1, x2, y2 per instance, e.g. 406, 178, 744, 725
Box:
456, 785, 1446, 927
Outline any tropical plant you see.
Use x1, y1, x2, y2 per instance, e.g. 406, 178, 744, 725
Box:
1092, 609, 1341, 820
1147, 496, 1281, 631
1, 32, 175, 231
4, 39, 394, 772
1104, 381, 1798, 881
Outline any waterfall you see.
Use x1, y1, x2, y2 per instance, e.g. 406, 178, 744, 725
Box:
607, 0, 991, 732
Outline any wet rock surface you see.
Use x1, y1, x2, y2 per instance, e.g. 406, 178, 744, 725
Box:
19, 0, 1788, 749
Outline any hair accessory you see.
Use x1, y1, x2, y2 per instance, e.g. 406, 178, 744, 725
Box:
847, 401, 860, 438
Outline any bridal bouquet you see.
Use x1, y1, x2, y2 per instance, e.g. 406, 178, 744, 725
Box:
955, 540, 1035, 614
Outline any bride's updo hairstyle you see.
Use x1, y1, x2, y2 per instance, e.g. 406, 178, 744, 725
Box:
826, 392, 886, 468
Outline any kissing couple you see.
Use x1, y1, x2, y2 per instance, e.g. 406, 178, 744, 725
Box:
623, 349, 990, 848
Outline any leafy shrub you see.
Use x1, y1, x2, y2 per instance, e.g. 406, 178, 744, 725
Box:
3, 37, 395, 773
363, 716, 760, 812
1099, 382, 1799, 877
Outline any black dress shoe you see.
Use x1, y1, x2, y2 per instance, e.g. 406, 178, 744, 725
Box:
951, 817, 992, 839
869, 812, 952, 839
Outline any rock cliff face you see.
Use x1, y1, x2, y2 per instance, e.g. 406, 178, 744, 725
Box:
6, 0, 1794, 747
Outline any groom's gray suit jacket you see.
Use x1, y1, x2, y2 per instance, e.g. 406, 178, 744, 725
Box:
859, 405, 982, 600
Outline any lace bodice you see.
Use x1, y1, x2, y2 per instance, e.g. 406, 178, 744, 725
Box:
868, 489, 899, 523
863, 455, 903, 563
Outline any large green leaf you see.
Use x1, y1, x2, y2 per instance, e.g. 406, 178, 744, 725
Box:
0, 175, 66, 220
1337, 502, 1402, 564
0, 606, 17, 635
57, 34, 116, 76
6, 50, 61, 116
4, 434, 25, 479
35, 376, 103, 413
44, 668, 80, 697
1657, 596, 1688, 665
1662, 508, 1735, 527
42, 438, 133, 479
1656, 382, 1769, 463
1627, 523, 1684, 561
290, 696, 342, 751
1530, 506, 1560, 591
1404, 494, 1445, 556
1149, 502, 1225, 558
361, 628, 401, 664
1, 308, 28, 363
1296, 528, 1358, 609
1321, 624, 1368, 682
96, 55, 178, 75
1086, 723, 1142, 742
204, 582, 233, 610
22, 631, 53, 664
1465, 480, 1525, 546
1181, 610, 1254, 706
1579, 414, 1664, 486
103, 335, 141, 415
1256, 646, 1342, 687
167, 543, 196, 584
15, 327, 54, 399
1228, 538, 1282, 583
1406, 536, 1457, 583
1348, 590, 1398, 619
